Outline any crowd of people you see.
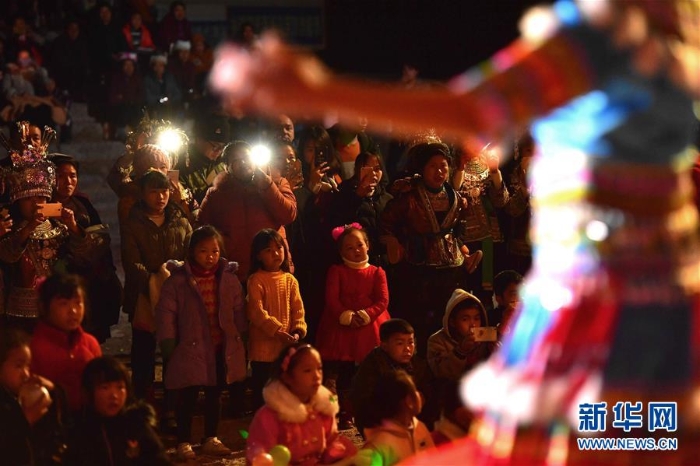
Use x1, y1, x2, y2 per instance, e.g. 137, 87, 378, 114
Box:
1, 0, 219, 143
0, 93, 533, 465
3, 0, 699, 465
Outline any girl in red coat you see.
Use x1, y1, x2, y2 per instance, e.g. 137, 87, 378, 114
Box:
30, 273, 101, 413
317, 224, 389, 429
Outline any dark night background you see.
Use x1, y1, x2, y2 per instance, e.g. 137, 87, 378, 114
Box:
320, 0, 548, 80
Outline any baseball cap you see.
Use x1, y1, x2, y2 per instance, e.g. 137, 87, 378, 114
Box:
195, 115, 231, 143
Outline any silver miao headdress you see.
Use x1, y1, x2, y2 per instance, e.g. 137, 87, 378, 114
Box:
1, 121, 56, 202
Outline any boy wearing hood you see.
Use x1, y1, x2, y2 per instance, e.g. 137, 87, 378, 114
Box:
427, 289, 496, 381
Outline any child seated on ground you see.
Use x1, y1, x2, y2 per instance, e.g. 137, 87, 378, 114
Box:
246, 343, 357, 465
351, 318, 434, 435
426, 289, 496, 383
359, 370, 435, 466
488, 270, 522, 334
0, 327, 58, 465
431, 378, 472, 446
426, 289, 496, 431
30, 273, 102, 413
65, 356, 170, 465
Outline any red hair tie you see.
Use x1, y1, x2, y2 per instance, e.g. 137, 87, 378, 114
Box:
331, 222, 363, 241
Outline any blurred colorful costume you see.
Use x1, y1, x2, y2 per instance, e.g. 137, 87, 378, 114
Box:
402, 0, 700, 464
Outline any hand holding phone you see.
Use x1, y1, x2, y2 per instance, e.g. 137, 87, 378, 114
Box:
167, 170, 179, 184
360, 166, 374, 179
471, 326, 498, 342
38, 203, 63, 217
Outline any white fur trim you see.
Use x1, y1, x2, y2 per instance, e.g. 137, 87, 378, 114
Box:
263, 380, 339, 423
356, 310, 371, 325
339, 310, 355, 326
342, 258, 370, 269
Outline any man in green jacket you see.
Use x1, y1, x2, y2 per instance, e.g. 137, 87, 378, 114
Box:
178, 114, 230, 204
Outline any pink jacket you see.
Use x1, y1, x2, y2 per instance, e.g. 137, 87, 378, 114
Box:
247, 380, 357, 465
316, 264, 390, 363
198, 173, 297, 282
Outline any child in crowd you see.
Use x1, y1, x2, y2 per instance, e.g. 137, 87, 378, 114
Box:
317, 224, 389, 429
50, 153, 123, 344
431, 377, 472, 445
247, 228, 306, 409
156, 225, 247, 461
0, 122, 96, 332
488, 270, 522, 333
351, 319, 433, 435
426, 289, 496, 383
0, 327, 57, 465
65, 356, 170, 465
360, 371, 435, 465
108, 140, 195, 225
197, 141, 298, 283
30, 273, 102, 413
121, 169, 192, 401
246, 343, 357, 465
426, 290, 496, 442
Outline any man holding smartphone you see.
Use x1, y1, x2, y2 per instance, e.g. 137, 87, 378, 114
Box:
178, 114, 231, 204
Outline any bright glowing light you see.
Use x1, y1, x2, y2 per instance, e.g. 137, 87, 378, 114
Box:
585, 220, 609, 242
250, 144, 272, 166
538, 244, 576, 274
520, 6, 560, 43
539, 282, 573, 312
156, 129, 184, 154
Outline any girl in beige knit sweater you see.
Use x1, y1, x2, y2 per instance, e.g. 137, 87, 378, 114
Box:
246, 228, 307, 409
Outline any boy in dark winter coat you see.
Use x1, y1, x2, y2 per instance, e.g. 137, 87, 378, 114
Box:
66, 356, 171, 465
351, 319, 434, 435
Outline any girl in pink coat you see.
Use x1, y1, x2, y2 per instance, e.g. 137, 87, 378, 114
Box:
316, 224, 390, 429
246, 343, 357, 465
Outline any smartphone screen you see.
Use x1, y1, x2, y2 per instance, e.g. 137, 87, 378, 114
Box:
315, 151, 327, 166
471, 327, 498, 342
360, 166, 375, 180
39, 203, 63, 217
167, 170, 180, 184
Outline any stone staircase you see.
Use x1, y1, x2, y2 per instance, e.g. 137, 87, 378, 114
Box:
59, 103, 132, 356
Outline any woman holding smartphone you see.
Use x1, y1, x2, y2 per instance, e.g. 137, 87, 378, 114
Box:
0, 124, 98, 332
50, 154, 122, 343
329, 152, 392, 266
286, 126, 342, 343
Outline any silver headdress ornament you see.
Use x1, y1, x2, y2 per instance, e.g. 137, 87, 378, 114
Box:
404, 128, 452, 176
0, 121, 57, 203
406, 128, 445, 152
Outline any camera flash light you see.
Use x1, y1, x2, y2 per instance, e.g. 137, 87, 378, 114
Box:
250, 144, 272, 166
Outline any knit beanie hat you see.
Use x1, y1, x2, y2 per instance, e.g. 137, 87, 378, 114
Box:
132, 144, 170, 179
